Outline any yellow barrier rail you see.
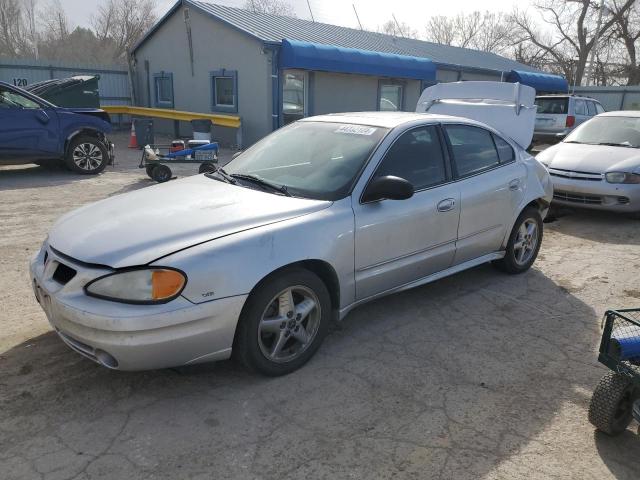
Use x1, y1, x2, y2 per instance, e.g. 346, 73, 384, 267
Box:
102, 105, 241, 129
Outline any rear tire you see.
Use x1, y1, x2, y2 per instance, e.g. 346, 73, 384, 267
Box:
588, 372, 634, 436
233, 268, 331, 376
64, 135, 107, 174
493, 206, 543, 274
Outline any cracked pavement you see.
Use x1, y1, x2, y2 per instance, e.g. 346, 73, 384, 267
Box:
1, 133, 639, 479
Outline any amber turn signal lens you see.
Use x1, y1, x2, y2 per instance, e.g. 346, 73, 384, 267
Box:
151, 270, 186, 300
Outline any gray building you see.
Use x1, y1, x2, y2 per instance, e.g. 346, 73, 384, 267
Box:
132, 0, 566, 146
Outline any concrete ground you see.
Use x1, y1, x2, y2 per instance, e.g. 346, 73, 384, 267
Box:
1, 132, 639, 480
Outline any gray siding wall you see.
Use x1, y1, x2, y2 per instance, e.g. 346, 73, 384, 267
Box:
573, 86, 640, 111
133, 5, 271, 146
312, 72, 422, 114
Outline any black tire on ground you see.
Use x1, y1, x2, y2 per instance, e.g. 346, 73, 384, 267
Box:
64, 135, 108, 174
233, 268, 332, 376
151, 164, 172, 183
588, 372, 634, 436
145, 165, 155, 178
493, 206, 543, 274
199, 162, 217, 174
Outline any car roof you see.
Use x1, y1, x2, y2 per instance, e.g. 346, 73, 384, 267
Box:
597, 110, 640, 118
301, 111, 484, 129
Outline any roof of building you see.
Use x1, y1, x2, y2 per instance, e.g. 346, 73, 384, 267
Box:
134, 0, 543, 75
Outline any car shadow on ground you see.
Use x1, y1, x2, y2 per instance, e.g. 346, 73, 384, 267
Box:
1, 266, 638, 479
0, 164, 100, 191
545, 207, 640, 246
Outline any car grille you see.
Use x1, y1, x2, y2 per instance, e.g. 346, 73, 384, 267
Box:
52, 262, 77, 285
553, 191, 602, 205
548, 167, 602, 181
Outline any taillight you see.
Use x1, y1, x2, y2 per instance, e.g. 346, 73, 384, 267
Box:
566, 115, 575, 127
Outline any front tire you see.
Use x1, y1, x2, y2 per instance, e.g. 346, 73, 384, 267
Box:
588, 372, 634, 436
493, 206, 543, 274
234, 268, 331, 376
64, 135, 108, 174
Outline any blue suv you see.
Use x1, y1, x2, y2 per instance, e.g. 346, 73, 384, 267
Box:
0, 81, 113, 174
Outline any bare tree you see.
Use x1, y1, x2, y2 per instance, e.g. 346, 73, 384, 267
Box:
425, 16, 456, 45
610, 0, 640, 85
91, 0, 156, 61
511, 0, 636, 86
378, 19, 419, 39
0, 0, 37, 57
243, 0, 295, 17
425, 11, 510, 54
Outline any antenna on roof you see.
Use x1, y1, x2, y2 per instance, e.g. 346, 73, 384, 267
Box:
353, 4, 363, 30
306, 0, 315, 22
392, 14, 405, 38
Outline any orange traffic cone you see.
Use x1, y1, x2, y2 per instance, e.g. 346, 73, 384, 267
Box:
128, 122, 138, 149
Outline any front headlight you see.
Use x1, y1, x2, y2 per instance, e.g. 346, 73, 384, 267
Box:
85, 268, 187, 304
605, 172, 640, 184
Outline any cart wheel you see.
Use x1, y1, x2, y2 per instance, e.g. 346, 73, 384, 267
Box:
588, 372, 634, 435
151, 165, 172, 183
199, 162, 217, 174
145, 165, 155, 178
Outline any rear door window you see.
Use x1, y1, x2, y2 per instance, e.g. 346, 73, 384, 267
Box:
535, 97, 568, 114
586, 101, 596, 116
595, 103, 605, 114
444, 125, 500, 178
574, 99, 587, 116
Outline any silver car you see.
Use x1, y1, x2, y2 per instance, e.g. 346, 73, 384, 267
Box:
536, 111, 640, 216
31, 105, 552, 376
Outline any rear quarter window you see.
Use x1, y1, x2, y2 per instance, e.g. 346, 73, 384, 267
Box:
574, 99, 587, 116
492, 134, 515, 163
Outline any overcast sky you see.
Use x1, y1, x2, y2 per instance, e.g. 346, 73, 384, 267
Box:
61, 0, 526, 34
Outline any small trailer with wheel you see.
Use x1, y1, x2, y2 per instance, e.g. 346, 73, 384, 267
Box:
588, 308, 640, 435
140, 142, 219, 183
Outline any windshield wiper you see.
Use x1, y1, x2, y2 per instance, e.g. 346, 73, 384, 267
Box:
597, 142, 638, 148
205, 167, 237, 184
230, 174, 291, 196
563, 140, 583, 144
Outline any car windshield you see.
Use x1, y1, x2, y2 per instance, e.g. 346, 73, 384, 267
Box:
222, 121, 389, 200
535, 97, 568, 114
564, 116, 640, 148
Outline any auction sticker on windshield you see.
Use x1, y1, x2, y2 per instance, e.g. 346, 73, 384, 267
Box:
335, 125, 377, 135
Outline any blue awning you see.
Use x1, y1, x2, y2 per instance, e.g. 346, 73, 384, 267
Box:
506, 70, 568, 93
280, 39, 436, 81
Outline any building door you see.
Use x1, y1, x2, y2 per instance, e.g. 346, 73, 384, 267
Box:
282, 70, 307, 125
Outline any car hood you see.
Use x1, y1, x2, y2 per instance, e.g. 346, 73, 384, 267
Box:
48, 175, 331, 268
539, 143, 640, 173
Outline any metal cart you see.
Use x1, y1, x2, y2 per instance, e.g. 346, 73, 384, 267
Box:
139, 142, 219, 183
588, 308, 640, 435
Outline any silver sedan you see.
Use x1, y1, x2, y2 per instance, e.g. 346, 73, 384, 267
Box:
536, 111, 640, 216
31, 112, 552, 376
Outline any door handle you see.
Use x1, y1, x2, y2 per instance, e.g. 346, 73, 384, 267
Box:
509, 179, 521, 191
437, 198, 456, 212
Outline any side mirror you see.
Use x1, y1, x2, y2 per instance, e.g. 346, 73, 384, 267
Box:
362, 175, 414, 203
232, 151, 243, 160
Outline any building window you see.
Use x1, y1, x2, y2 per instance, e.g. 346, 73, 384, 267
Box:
210, 70, 238, 113
282, 70, 307, 125
378, 82, 404, 111
153, 72, 173, 108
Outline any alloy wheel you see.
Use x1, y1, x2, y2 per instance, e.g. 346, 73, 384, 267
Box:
72, 142, 103, 171
513, 218, 539, 265
257, 285, 321, 364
